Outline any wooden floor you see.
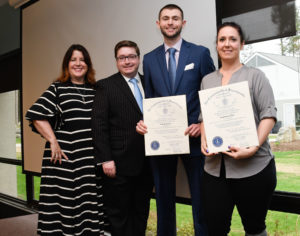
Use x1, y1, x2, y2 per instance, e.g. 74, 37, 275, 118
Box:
0, 214, 38, 236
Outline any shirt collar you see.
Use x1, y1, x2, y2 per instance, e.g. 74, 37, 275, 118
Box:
122, 73, 141, 83
164, 38, 182, 53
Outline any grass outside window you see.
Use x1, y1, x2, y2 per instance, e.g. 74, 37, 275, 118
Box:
14, 135, 300, 235
146, 150, 300, 235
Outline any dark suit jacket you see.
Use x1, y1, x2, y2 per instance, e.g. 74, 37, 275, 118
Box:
143, 39, 215, 156
92, 72, 146, 176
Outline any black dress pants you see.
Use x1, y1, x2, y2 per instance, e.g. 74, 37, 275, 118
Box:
202, 158, 276, 236
103, 168, 153, 236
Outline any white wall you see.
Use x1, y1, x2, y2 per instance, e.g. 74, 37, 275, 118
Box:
22, 0, 218, 82
260, 64, 300, 99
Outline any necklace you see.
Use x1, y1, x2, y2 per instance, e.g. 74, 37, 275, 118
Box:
72, 83, 86, 103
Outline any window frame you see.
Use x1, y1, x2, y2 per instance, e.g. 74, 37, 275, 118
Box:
0, 0, 299, 214
215, 0, 300, 214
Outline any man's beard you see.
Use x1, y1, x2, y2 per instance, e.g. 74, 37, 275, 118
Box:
161, 27, 182, 40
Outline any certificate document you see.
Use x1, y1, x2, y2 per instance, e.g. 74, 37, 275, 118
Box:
143, 95, 190, 156
199, 81, 258, 153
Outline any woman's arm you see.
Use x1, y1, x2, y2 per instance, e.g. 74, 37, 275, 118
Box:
257, 118, 276, 147
33, 120, 68, 164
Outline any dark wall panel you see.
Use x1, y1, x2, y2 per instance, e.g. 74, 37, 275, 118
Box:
0, 49, 21, 93
217, 0, 296, 44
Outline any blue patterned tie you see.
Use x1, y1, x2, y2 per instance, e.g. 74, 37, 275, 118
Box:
129, 78, 143, 112
168, 48, 177, 92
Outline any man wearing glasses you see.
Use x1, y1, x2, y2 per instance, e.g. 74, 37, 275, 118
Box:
92, 40, 153, 236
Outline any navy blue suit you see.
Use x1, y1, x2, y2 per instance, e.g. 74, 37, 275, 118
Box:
143, 39, 215, 236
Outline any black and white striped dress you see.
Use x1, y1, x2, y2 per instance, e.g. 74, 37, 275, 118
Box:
26, 81, 106, 236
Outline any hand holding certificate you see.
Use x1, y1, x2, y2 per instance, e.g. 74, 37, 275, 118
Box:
143, 95, 190, 156
199, 81, 258, 153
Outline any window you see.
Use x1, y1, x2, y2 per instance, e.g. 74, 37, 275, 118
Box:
295, 104, 300, 130
217, 1, 300, 233
0, 90, 26, 200
242, 4, 300, 194
246, 55, 275, 67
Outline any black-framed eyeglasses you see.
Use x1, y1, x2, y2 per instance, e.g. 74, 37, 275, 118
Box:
116, 54, 138, 62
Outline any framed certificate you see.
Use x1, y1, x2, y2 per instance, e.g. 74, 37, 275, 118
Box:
143, 95, 190, 156
199, 81, 259, 153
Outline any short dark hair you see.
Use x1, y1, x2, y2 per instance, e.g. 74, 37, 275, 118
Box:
56, 44, 96, 85
114, 40, 140, 59
217, 22, 245, 43
158, 4, 184, 20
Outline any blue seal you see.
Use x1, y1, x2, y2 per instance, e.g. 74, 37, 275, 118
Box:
212, 136, 223, 147
151, 141, 160, 150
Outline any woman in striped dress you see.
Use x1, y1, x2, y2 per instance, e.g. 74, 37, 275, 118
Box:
26, 44, 106, 235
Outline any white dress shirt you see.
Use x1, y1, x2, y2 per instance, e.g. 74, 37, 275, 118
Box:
122, 73, 145, 98
164, 38, 183, 69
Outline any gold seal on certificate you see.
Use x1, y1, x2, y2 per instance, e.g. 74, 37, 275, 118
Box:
143, 95, 190, 156
199, 81, 259, 153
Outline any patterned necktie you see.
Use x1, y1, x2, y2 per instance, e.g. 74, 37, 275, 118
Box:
168, 48, 177, 91
129, 78, 143, 112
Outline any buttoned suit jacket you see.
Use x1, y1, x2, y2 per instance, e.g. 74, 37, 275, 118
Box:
143, 39, 215, 156
92, 72, 146, 176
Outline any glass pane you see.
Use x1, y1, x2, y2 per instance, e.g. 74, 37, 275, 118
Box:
229, 207, 300, 235
0, 162, 26, 200
0, 89, 25, 200
223, 0, 296, 44
147, 201, 300, 235
295, 104, 300, 130
0, 90, 21, 159
242, 1, 300, 194
34, 176, 41, 201
257, 56, 274, 66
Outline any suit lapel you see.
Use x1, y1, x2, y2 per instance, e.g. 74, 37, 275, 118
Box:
174, 40, 190, 93
140, 73, 145, 89
156, 46, 172, 94
113, 72, 142, 114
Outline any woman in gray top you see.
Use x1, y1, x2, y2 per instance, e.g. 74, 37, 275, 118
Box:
199, 22, 277, 236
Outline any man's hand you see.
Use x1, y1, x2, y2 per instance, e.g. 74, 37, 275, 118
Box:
136, 120, 148, 135
102, 161, 116, 178
184, 123, 201, 137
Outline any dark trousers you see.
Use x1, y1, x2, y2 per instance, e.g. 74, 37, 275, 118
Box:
203, 158, 277, 236
151, 155, 207, 236
103, 168, 153, 236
